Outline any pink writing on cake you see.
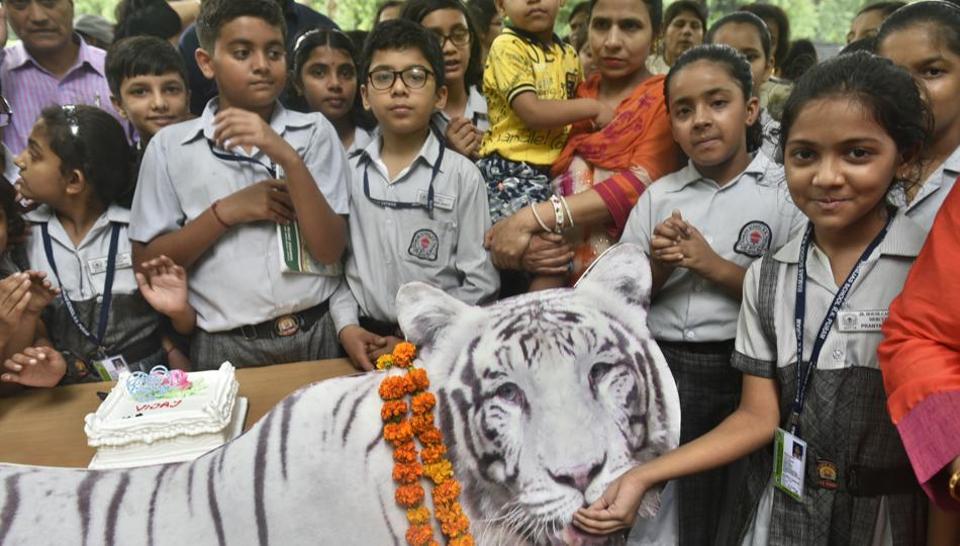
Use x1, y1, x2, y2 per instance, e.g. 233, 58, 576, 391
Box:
135, 399, 184, 412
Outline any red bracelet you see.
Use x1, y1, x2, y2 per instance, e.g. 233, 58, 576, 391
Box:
210, 199, 230, 229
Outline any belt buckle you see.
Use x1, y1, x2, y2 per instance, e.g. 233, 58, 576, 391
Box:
274, 314, 301, 337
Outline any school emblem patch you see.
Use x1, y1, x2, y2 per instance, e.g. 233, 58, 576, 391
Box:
734, 221, 772, 257
408, 229, 439, 261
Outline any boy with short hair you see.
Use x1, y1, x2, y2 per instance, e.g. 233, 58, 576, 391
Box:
106, 36, 191, 149
333, 20, 498, 370
129, 0, 350, 369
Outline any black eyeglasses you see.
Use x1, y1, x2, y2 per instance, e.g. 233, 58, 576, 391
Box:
368, 66, 434, 90
431, 27, 471, 48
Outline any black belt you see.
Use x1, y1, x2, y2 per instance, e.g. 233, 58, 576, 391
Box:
846, 465, 919, 497
656, 339, 736, 354
229, 300, 329, 340
359, 316, 402, 338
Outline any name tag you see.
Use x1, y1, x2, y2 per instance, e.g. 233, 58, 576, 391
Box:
88, 252, 133, 275
773, 427, 806, 501
837, 310, 888, 332
417, 190, 455, 211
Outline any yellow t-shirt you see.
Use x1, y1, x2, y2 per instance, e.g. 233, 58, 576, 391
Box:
479, 28, 582, 166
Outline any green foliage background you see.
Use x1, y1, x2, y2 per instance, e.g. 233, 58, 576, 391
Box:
72, 0, 873, 44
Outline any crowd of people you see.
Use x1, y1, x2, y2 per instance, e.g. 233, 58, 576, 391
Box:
0, 0, 960, 543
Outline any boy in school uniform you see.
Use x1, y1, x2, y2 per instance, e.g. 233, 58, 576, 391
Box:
129, 0, 349, 369
333, 20, 499, 371
106, 36, 191, 153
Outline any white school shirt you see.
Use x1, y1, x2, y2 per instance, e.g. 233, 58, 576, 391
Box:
621, 152, 806, 342
889, 144, 960, 232
431, 85, 490, 135
733, 211, 926, 546
329, 130, 499, 333
346, 126, 375, 156
129, 99, 350, 332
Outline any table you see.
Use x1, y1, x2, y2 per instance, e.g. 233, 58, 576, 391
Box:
0, 358, 357, 468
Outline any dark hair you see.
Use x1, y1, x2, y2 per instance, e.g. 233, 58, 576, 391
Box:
839, 36, 876, 55
780, 39, 817, 81
114, 0, 181, 42
739, 3, 790, 66
569, 2, 591, 23
291, 29, 376, 130
665, 44, 762, 153
106, 36, 189, 98
400, 0, 483, 89
39, 105, 137, 208
573, 19, 589, 51
589, 0, 663, 35
375, 0, 405, 25
778, 51, 931, 178
857, 1, 906, 18
466, 0, 497, 33
663, 1, 707, 34
876, 0, 960, 57
196, 0, 286, 52
361, 19, 446, 90
0, 182, 25, 246
706, 11, 772, 60
345, 29, 370, 50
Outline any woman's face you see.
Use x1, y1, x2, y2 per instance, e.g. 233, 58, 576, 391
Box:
663, 9, 703, 64
421, 8, 472, 88
588, 0, 654, 82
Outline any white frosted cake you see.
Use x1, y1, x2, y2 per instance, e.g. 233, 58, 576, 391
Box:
85, 362, 245, 469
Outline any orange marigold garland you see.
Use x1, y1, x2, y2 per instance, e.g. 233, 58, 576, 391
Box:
380, 342, 474, 545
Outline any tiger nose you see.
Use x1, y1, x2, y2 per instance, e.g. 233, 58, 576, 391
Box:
547, 454, 606, 493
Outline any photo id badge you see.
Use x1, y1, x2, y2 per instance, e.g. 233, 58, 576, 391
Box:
774, 427, 806, 501
93, 355, 129, 381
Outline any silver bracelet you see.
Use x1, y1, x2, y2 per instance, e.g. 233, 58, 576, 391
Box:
559, 195, 575, 229
530, 203, 551, 233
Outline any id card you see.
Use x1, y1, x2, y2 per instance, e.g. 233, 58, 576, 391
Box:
837, 310, 888, 332
773, 427, 806, 501
93, 355, 129, 381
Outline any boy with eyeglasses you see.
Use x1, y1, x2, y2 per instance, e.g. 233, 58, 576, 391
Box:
331, 20, 498, 371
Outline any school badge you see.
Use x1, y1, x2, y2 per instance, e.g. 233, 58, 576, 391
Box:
408, 229, 439, 261
734, 220, 772, 257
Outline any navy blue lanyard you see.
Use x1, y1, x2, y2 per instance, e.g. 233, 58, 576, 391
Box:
206, 139, 278, 178
41, 222, 121, 356
789, 214, 893, 435
361, 142, 443, 218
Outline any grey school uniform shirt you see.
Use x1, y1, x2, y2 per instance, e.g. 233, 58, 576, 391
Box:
621, 152, 806, 342
129, 99, 350, 332
431, 86, 490, 135
889, 143, 960, 232
329, 130, 499, 332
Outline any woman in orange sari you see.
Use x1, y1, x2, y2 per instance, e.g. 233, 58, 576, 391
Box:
484, 0, 681, 288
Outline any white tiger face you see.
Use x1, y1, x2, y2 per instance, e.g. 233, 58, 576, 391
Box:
397, 244, 680, 546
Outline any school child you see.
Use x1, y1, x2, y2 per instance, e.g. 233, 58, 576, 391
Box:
106, 35, 191, 152
401, 0, 489, 159
332, 20, 498, 371
477, 0, 613, 223
129, 0, 350, 369
877, 0, 960, 232
618, 44, 805, 545
706, 12, 779, 163
290, 28, 377, 154
9, 105, 172, 384
577, 51, 930, 546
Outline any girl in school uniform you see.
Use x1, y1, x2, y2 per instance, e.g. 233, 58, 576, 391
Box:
876, 0, 960, 232
618, 44, 804, 545
578, 51, 930, 546
291, 29, 377, 155
11, 105, 188, 383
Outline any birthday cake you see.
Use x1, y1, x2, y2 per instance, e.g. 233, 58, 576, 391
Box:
84, 362, 245, 469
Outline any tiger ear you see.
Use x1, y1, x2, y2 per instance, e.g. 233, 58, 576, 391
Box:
396, 282, 471, 350
574, 243, 652, 310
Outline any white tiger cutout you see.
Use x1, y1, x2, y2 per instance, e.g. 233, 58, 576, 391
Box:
0, 243, 680, 546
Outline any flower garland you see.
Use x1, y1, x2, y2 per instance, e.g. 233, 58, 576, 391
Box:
378, 342, 474, 546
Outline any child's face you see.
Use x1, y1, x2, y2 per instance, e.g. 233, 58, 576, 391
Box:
361, 48, 447, 137
588, 0, 654, 82
299, 46, 358, 123
783, 97, 900, 236
846, 9, 885, 44
663, 10, 704, 62
13, 120, 70, 205
668, 60, 759, 171
113, 72, 189, 140
879, 26, 960, 146
421, 8, 472, 88
196, 16, 287, 114
578, 41, 595, 76
711, 23, 772, 98
496, 0, 563, 41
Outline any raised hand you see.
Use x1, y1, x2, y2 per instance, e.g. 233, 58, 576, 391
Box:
135, 255, 189, 317
23, 270, 59, 315
0, 346, 67, 388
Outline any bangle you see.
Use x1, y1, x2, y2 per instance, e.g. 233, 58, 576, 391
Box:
210, 199, 230, 229
559, 195, 575, 229
550, 195, 565, 234
949, 469, 960, 502
529, 203, 550, 233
